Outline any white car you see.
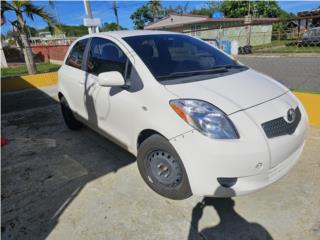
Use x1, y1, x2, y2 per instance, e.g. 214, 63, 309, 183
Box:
58, 30, 308, 200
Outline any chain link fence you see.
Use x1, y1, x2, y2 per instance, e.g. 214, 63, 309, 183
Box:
185, 16, 320, 55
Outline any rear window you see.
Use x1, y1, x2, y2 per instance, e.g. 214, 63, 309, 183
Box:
66, 38, 88, 69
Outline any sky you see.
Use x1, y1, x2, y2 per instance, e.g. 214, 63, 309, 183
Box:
1, 0, 320, 34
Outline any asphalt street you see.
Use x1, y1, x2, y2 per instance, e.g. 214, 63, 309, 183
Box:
238, 56, 320, 92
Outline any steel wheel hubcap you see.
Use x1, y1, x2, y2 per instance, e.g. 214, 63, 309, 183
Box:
147, 150, 182, 187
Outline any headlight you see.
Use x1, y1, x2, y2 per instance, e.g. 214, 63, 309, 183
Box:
169, 99, 239, 139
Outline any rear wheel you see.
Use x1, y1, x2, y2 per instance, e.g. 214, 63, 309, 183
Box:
60, 96, 82, 130
137, 134, 192, 200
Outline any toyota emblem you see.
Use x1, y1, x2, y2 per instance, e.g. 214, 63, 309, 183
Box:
286, 108, 296, 123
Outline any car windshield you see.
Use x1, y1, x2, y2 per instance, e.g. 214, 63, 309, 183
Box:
123, 34, 247, 83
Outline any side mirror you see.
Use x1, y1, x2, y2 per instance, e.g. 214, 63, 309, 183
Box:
98, 71, 125, 87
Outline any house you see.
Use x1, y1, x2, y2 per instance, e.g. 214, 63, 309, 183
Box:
286, 8, 320, 39
297, 8, 320, 27
144, 13, 278, 46
29, 32, 67, 45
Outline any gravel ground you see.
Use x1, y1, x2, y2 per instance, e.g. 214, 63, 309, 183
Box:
238, 56, 320, 92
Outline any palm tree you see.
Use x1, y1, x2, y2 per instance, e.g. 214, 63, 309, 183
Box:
1, 1, 59, 74
148, 0, 162, 22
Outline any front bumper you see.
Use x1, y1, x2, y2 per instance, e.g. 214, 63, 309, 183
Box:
170, 93, 308, 197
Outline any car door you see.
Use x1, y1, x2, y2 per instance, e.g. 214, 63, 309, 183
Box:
63, 38, 89, 118
84, 37, 137, 148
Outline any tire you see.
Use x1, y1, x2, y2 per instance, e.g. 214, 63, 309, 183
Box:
244, 45, 250, 54
238, 47, 244, 55
137, 134, 192, 200
60, 96, 82, 130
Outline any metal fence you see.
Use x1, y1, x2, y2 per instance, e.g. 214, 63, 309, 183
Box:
186, 16, 320, 55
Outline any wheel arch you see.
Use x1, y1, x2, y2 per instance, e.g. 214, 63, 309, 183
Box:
137, 129, 167, 150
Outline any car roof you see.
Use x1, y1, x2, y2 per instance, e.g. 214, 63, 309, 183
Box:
86, 30, 183, 39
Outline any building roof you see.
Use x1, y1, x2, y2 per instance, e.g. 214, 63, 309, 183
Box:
144, 13, 278, 30
298, 8, 320, 17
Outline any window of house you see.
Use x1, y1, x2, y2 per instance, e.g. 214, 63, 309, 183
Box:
66, 38, 88, 69
191, 25, 196, 36
86, 37, 127, 76
191, 25, 202, 36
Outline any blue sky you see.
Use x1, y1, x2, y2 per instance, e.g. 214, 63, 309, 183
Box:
1, 1, 320, 34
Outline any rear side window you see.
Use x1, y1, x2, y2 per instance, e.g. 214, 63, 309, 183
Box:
66, 39, 88, 69
87, 37, 127, 76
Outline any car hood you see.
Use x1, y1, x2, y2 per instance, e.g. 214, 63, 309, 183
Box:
164, 69, 289, 115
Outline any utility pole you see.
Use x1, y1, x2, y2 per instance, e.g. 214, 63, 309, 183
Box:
83, 0, 94, 33
246, 0, 252, 46
113, 1, 120, 30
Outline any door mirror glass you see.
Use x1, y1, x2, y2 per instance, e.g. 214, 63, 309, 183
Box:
98, 71, 125, 87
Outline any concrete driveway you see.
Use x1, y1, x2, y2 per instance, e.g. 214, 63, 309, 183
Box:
1, 85, 320, 240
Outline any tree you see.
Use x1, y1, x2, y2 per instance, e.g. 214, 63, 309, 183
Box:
27, 26, 38, 37
38, 24, 88, 37
190, 1, 221, 17
130, 1, 165, 29
148, 0, 162, 21
163, 2, 190, 15
101, 22, 127, 32
1, 1, 59, 74
130, 4, 153, 29
220, 1, 284, 18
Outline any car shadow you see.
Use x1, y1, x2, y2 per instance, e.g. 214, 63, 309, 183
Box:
1, 80, 135, 240
188, 196, 273, 240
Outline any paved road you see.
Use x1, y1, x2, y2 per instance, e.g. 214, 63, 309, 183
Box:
1, 85, 58, 114
238, 56, 320, 92
1, 87, 320, 240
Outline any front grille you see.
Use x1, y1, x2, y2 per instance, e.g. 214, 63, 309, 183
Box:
261, 107, 301, 138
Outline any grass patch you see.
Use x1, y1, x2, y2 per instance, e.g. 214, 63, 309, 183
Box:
1, 63, 60, 78
253, 40, 320, 53
263, 46, 320, 53
253, 40, 289, 51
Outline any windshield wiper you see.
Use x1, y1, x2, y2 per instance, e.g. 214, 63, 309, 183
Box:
210, 64, 247, 69
157, 67, 228, 81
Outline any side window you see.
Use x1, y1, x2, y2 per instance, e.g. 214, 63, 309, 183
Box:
87, 37, 127, 76
66, 39, 88, 69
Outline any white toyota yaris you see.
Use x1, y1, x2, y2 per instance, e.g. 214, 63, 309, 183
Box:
58, 30, 308, 200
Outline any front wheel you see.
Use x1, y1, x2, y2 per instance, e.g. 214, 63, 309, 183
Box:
137, 134, 192, 200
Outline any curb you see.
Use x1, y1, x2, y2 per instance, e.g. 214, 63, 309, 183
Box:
294, 92, 320, 127
1, 72, 57, 92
